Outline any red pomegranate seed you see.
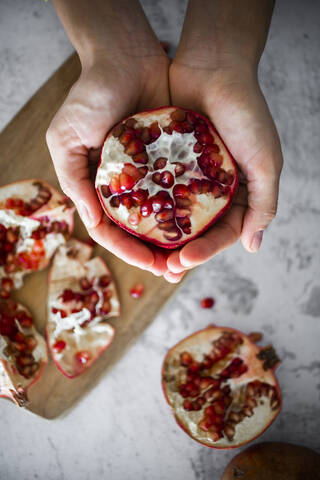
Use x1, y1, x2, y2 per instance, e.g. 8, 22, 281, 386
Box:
189, 179, 203, 194
128, 213, 141, 225
188, 362, 201, 373
130, 283, 144, 299
125, 139, 145, 156
60, 289, 75, 302
171, 109, 186, 122
174, 163, 185, 177
193, 142, 203, 153
99, 275, 110, 287
109, 175, 121, 194
75, 350, 91, 365
160, 171, 174, 188
171, 122, 184, 133
110, 196, 120, 208
132, 152, 148, 164
186, 112, 196, 124
163, 228, 182, 242
112, 123, 124, 137
140, 127, 151, 144
155, 210, 174, 222
180, 351, 193, 366
152, 172, 161, 185
151, 195, 165, 213
119, 128, 136, 145
120, 193, 133, 209
150, 122, 161, 140
163, 126, 172, 135
183, 399, 194, 411
173, 184, 189, 198
100, 185, 111, 198
125, 118, 137, 128
181, 121, 194, 133
196, 132, 214, 145
200, 297, 215, 309
140, 200, 153, 217
131, 189, 148, 206
194, 122, 209, 134
154, 157, 167, 170
119, 172, 135, 191
138, 166, 148, 178
1, 277, 13, 292
79, 277, 91, 290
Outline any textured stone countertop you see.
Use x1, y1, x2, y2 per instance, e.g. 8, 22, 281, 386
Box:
0, 1, 319, 479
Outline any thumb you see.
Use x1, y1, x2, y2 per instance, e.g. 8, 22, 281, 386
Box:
240, 153, 282, 252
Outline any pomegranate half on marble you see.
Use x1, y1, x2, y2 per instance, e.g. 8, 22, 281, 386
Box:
96, 107, 238, 248
0, 299, 47, 406
47, 239, 120, 378
162, 325, 281, 449
0, 179, 74, 297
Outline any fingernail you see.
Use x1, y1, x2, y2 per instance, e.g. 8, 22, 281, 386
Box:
250, 230, 264, 252
78, 201, 95, 229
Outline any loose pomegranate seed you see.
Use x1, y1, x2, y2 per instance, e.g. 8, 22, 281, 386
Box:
75, 350, 91, 365
200, 297, 215, 309
130, 283, 144, 299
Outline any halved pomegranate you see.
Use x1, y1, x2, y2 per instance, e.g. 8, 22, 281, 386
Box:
47, 239, 120, 378
0, 299, 47, 406
96, 107, 238, 248
0, 179, 74, 295
162, 325, 281, 449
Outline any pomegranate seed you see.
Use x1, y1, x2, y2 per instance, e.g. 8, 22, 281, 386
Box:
138, 166, 148, 178
186, 112, 196, 124
60, 289, 75, 302
140, 127, 151, 144
173, 184, 189, 198
119, 172, 135, 191
171, 109, 186, 122
24, 336, 37, 351
75, 350, 91, 365
183, 399, 194, 411
200, 297, 215, 309
160, 171, 174, 188
180, 351, 193, 366
109, 175, 121, 194
125, 118, 137, 128
177, 217, 191, 234
155, 210, 174, 222
151, 195, 166, 213
248, 332, 263, 343
198, 418, 214, 431
130, 283, 144, 299
154, 157, 167, 170
120, 193, 133, 209
188, 362, 200, 373
196, 132, 214, 145
149, 122, 161, 140
119, 128, 135, 146
199, 377, 214, 390
110, 196, 120, 208
99, 275, 110, 287
152, 172, 161, 185
1, 277, 13, 292
157, 220, 176, 231
131, 189, 148, 206
194, 122, 209, 134
133, 152, 148, 164
163, 228, 182, 242
163, 126, 172, 135
193, 142, 203, 153
181, 121, 194, 133
79, 277, 91, 290
112, 123, 124, 138
140, 200, 153, 217
125, 139, 145, 156
128, 213, 141, 225
174, 163, 185, 177
171, 122, 184, 133
189, 179, 203, 194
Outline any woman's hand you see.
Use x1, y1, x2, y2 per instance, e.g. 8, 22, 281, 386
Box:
164, 0, 283, 282
47, 0, 170, 275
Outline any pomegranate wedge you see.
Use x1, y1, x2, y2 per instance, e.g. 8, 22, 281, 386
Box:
0, 179, 74, 296
47, 239, 120, 378
0, 299, 47, 406
96, 106, 238, 248
162, 325, 281, 449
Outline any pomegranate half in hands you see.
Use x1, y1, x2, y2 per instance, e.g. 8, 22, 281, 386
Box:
47, 239, 120, 378
96, 107, 238, 248
162, 325, 281, 449
0, 299, 47, 406
0, 179, 74, 298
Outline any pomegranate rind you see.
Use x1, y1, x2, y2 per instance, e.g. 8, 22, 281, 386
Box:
0, 302, 48, 406
0, 179, 75, 289
47, 240, 119, 378
161, 325, 282, 449
96, 106, 238, 249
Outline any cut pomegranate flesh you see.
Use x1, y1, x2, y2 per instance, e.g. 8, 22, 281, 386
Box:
0, 299, 47, 406
162, 325, 281, 449
96, 107, 238, 248
46, 239, 120, 378
0, 179, 74, 292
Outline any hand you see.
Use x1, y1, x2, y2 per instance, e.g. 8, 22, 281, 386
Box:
165, 63, 283, 282
46, 48, 171, 275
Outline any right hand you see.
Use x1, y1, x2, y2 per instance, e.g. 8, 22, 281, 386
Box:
46, 51, 170, 276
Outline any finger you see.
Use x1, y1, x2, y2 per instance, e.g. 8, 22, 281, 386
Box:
240, 150, 283, 253
88, 215, 154, 270
166, 250, 187, 274
147, 247, 170, 276
179, 202, 245, 268
164, 271, 186, 283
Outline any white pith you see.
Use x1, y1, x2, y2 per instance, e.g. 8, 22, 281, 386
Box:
0, 303, 47, 404
47, 240, 120, 377
163, 327, 280, 448
96, 107, 236, 245
0, 180, 74, 289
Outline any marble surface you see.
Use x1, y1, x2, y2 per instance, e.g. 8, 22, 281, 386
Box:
0, 0, 320, 479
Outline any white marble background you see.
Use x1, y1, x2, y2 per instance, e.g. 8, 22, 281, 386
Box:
0, 0, 319, 479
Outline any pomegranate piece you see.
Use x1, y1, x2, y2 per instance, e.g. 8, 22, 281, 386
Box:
222, 442, 320, 480
162, 325, 281, 449
0, 300, 47, 406
46, 239, 120, 378
0, 179, 74, 292
130, 282, 144, 299
96, 107, 238, 249
200, 297, 215, 309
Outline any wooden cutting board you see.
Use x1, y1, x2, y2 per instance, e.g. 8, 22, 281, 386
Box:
0, 53, 182, 419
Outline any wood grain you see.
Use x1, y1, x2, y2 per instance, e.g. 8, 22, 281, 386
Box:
0, 53, 181, 418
